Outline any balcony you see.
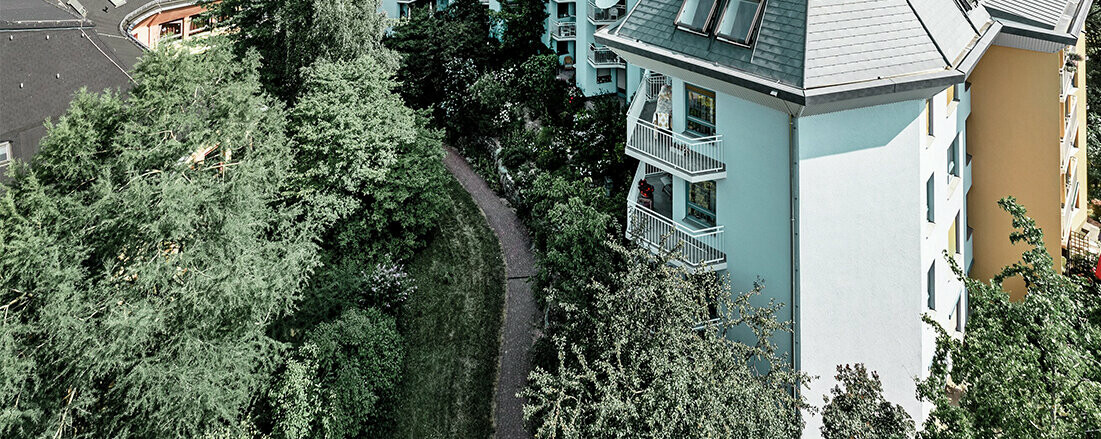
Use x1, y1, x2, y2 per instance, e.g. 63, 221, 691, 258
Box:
588, 0, 625, 25
1061, 94, 1079, 150
552, 22, 576, 40
1061, 49, 1079, 101
626, 164, 727, 271
587, 44, 625, 68
625, 71, 726, 183
1062, 162, 1081, 246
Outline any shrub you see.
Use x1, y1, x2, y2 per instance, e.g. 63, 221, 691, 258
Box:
273, 309, 405, 439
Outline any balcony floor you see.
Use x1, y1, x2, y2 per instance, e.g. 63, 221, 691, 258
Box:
635, 173, 674, 220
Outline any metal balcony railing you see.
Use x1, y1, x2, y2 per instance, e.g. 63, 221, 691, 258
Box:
588, 0, 625, 24
624, 71, 724, 182
625, 164, 726, 270
552, 22, 576, 40
1061, 48, 1078, 101
643, 70, 670, 101
587, 44, 624, 67
1062, 95, 1079, 146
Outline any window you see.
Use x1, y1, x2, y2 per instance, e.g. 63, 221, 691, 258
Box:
188, 14, 210, 33
686, 181, 717, 227
596, 68, 612, 84
556, 41, 569, 55
946, 83, 959, 106
947, 135, 959, 182
159, 20, 183, 38
557, 2, 571, 18
399, 3, 410, 18
0, 141, 11, 166
949, 213, 959, 255
675, 0, 719, 34
685, 84, 716, 136
955, 295, 964, 332
926, 175, 935, 222
927, 263, 936, 310
925, 98, 934, 136
715, 0, 762, 45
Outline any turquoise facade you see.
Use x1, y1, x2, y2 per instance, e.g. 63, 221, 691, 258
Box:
544, 0, 631, 96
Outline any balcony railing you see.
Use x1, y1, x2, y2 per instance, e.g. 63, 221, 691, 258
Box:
642, 70, 670, 101
1062, 95, 1079, 147
552, 22, 576, 40
1061, 48, 1078, 101
625, 71, 725, 182
1062, 160, 1081, 245
625, 165, 726, 270
588, 0, 625, 24
587, 44, 624, 67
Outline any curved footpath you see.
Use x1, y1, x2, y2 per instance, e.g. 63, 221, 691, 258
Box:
442, 146, 537, 439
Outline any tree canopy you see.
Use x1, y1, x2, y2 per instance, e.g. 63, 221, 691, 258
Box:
203, 0, 394, 100
0, 41, 317, 438
917, 197, 1101, 438
521, 240, 807, 438
820, 364, 914, 439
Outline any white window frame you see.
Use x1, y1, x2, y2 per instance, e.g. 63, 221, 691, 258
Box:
0, 141, 12, 167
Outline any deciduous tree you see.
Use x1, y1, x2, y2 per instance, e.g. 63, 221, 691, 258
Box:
916, 197, 1101, 438
522, 241, 808, 438
820, 364, 914, 439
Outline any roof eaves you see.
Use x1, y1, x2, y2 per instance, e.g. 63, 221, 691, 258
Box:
804, 69, 963, 106
1066, 0, 1093, 37
596, 25, 807, 105
998, 18, 1078, 45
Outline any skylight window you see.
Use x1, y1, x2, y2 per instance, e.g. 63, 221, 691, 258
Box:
715, 0, 762, 46
675, 0, 719, 34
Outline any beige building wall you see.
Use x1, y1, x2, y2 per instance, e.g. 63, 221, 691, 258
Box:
967, 44, 1065, 299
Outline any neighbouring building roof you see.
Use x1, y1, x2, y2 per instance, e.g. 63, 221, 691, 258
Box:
985, 0, 1093, 43
597, 0, 1006, 105
0, 0, 135, 170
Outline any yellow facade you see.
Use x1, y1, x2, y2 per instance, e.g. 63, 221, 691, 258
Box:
966, 36, 1088, 300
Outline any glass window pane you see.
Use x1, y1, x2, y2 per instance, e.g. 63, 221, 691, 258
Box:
685, 85, 716, 135
675, 0, 717, 32
716, 0, 760, 44
687, 181, 716, 226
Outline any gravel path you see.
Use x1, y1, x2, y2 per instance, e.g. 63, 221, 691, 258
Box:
442, 146, 537, 439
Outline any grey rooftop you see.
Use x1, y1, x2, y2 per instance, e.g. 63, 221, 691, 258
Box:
596, 0, 1086, 105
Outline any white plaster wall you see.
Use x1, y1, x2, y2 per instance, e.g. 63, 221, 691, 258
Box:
796, 88, 969, 436
796, 99, 928, 436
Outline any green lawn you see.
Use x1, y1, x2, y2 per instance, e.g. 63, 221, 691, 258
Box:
394, 176, 506, 439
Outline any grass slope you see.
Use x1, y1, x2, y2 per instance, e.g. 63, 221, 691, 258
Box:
394, 176, 506, 439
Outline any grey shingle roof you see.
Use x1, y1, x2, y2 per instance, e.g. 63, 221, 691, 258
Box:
0, 0, 134, 173
617, 0, 806, 87
804, 0, 945, 89
985, 0, 1075, 29
604, 0, 994, 92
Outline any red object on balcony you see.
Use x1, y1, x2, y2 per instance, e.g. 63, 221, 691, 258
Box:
1093, 255, 1101, 280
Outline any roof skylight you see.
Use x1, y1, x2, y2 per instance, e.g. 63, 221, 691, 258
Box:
715, 0, 763, 46
675, 0, 719, 34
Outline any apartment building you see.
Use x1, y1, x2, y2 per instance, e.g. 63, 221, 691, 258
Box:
545, 0, 631, 95
597, 0, 1088, 433
968, 0, 1091, 298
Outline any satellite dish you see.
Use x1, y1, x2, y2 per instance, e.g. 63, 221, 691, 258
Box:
594, 0, 617, 11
